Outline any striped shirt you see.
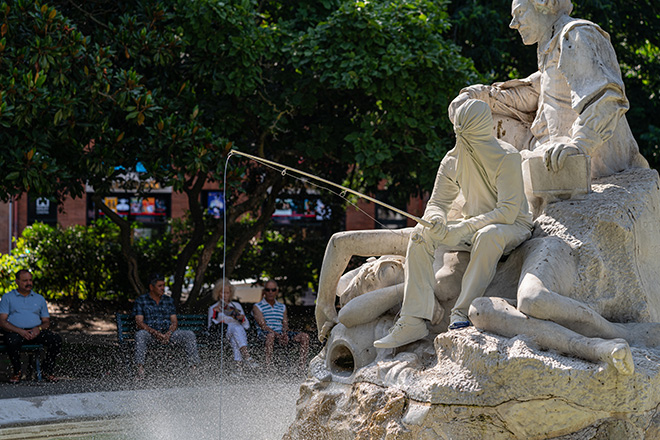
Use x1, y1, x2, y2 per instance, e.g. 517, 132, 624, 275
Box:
253, 299, 286, 335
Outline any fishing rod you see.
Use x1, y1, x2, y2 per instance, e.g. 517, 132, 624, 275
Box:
229, 149, 433, 228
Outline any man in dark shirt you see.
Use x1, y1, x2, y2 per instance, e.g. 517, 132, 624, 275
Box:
133, 273, 200, 378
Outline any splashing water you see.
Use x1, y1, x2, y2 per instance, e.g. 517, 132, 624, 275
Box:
0, 375, 301, 440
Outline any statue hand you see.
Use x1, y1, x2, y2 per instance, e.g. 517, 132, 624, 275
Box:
449, 86, 491, 124
319, 318, 338, 343
421, 214, 447, 240
444, 223, 470, 247
428, 218, 447, 241
543, 143, 580, 172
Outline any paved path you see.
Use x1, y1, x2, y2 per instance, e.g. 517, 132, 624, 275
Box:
0, 327, 305, 439
0, 380, 301, 439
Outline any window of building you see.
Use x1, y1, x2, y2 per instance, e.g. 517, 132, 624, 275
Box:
271, 193, 331, 226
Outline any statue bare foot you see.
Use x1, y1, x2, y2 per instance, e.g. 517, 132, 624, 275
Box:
600, 338, 634, 376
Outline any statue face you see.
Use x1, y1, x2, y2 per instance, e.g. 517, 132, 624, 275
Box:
510, 0, 550, 45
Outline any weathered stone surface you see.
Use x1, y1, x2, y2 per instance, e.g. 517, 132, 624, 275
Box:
287, 168, 660, 440
532, 167, 660, 323
287, 329, 660, 440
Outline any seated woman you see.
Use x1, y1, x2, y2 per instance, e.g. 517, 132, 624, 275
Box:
208, 280, 258, 369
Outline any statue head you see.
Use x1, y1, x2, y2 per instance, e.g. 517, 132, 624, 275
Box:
510, 0, 573, 45
338, 256, 405, 307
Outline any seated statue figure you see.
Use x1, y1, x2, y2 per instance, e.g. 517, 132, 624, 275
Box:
316, 0, 659, 376
451, 0, 648, 213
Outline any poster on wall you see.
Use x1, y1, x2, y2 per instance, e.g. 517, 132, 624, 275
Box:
272, 196, 330, 225
205, 191, 225, 219
88, 193, 170, 225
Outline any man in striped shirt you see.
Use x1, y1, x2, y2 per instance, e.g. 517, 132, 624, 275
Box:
252, 280, 309, 371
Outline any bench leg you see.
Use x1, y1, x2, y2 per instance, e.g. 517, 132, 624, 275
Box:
35, 354, 42, 382
26, 352, 43, 382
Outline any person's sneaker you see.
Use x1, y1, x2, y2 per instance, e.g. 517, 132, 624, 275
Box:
9, 374, 20, 384
448, 310, 472, 330
373, 316, 429, 349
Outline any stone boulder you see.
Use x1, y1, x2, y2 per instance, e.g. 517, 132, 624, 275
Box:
286, 329, 660, 439
285, 168, 660, 439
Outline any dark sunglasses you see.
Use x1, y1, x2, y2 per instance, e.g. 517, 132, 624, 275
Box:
264, 287, 278, 292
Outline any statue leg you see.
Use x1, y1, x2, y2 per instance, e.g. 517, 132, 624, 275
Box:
316, 228, 412, 341
450, 223, 531, 322
339, 283, 445, 328
470, 297, 634, 375
516, 237, 625, 340
516, 237, 660, 348
400, 227, 443, 321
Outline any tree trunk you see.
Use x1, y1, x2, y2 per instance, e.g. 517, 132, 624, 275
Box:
170, 172, 207, 305
91, 194, 144, 296
182, 173, 285, 310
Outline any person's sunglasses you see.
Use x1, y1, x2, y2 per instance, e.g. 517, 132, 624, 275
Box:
264, 288, 278, 292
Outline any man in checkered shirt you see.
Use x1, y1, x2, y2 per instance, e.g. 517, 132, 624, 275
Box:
133, 273, 200, 379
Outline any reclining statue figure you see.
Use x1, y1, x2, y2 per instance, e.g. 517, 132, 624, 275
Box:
316, 0, 658, 376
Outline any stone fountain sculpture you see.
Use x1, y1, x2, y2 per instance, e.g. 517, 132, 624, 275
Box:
285, 1, 660, 439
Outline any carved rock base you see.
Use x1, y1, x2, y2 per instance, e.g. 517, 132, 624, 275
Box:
286, 330, 660, 440
286, 168, 660, 439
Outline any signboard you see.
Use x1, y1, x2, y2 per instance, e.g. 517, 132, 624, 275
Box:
203, 191, 225, 219
87, 193, 170, 225
272, 196, 330, 225
27, 195, 58, 225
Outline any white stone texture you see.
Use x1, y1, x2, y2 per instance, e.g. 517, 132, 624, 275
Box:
523, 154, 591, 199
288, 327, 660, 440
289, 168, 660, 439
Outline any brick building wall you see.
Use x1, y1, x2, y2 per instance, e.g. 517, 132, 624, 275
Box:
0, 183, 431, 254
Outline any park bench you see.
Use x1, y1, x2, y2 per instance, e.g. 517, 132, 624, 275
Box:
115, 313, 210, 369
0, 343, 43, 381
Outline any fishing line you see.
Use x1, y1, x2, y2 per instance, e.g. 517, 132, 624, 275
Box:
227, 150, 408, 231
218, 154, 231, 440
218, 148, 421, 438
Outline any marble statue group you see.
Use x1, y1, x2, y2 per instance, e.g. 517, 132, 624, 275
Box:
314, 0, 657, 376
285, 1, 660, 438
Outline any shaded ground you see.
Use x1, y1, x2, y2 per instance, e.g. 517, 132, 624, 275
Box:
0, 305, 320, 400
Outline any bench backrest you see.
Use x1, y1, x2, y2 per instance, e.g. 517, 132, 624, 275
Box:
115, 313, 208, 344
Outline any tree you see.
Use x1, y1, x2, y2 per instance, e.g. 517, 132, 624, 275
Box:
1, 0, 476, 307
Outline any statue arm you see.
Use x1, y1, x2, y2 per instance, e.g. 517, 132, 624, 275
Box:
449, 73, 540, 125
315, 228, 412, 341
424, 155, 460, 224
558, 25, 629, 157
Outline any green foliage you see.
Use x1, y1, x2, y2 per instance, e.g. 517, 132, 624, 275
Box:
0, 250, 24, 294
288, 0, 477, 195
0, 219, 182, 301
0, 220, 126, 299
0, 0, 153, 199
0, 0, 479, 302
